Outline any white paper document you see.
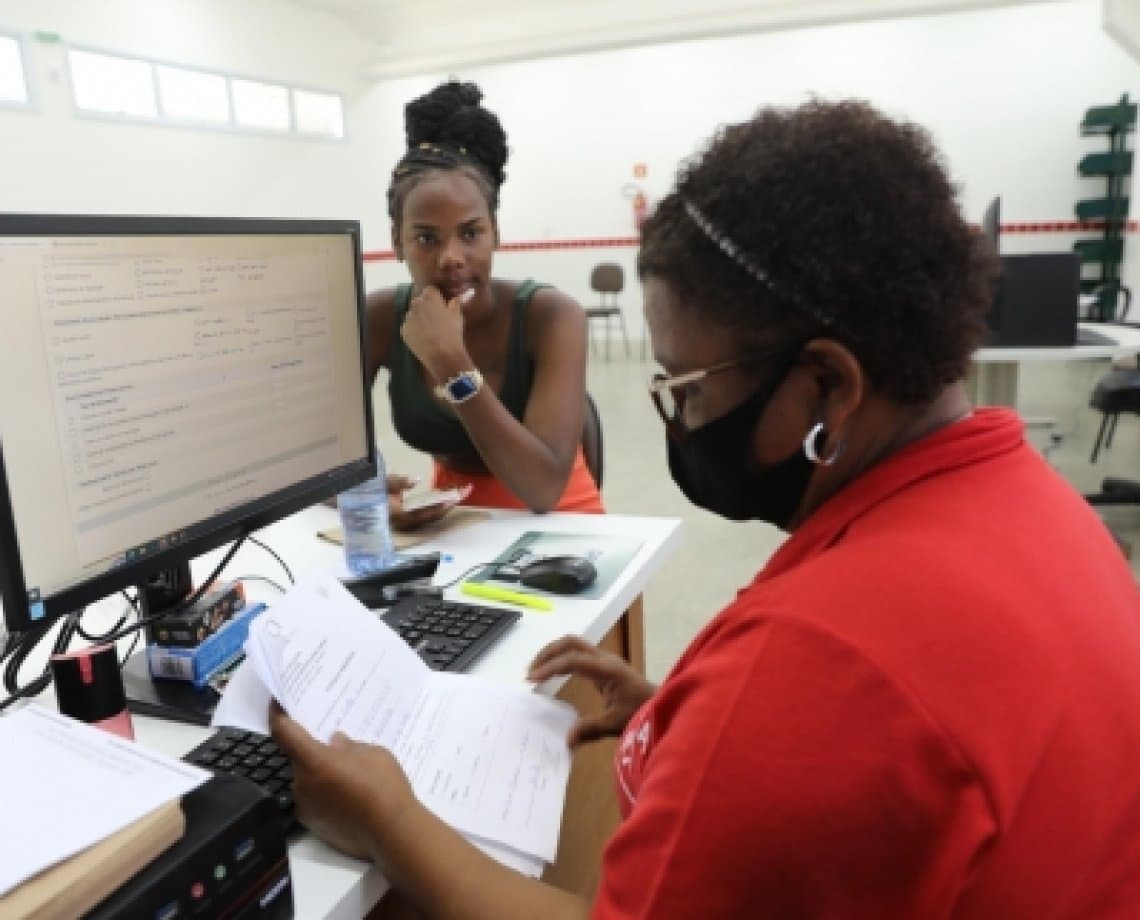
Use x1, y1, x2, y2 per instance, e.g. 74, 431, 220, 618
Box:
0, 705, 209, 897
226, 574, 576, 864
211, 656, 273, 733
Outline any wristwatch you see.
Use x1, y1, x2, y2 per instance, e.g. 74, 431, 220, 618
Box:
433, 369, 484, 405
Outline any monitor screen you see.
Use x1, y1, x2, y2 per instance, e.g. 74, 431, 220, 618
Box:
0, 215, 375, 632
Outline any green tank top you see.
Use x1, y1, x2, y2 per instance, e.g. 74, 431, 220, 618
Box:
388, 280, 543, 461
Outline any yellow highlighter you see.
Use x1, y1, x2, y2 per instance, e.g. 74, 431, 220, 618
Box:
460, 582, 554, 612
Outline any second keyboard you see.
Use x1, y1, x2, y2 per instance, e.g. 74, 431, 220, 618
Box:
379, 594, 521, 671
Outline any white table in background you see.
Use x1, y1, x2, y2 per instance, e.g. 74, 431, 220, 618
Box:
969, 322, 1140, 407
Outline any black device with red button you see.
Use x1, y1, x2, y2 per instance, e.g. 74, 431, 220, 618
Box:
86, 772, 292, 919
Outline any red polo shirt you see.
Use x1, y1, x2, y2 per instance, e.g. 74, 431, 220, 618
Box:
595, 409, 1140, 918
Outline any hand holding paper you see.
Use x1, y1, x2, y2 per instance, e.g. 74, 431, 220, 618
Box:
222, 574, 575, 865
268, 708, 411, 862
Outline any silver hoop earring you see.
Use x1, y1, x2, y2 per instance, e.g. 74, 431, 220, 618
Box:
803, 421, 843, 466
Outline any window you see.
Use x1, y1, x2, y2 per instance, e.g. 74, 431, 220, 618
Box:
294, 89, 344, 139
65, 45, 345, 140
0, 34, 29, 105
69, 49, 156, 117
156, 65, 229, 123
232, 79, 290, 132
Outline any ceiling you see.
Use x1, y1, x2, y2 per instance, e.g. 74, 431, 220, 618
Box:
288, 0, 1062, 79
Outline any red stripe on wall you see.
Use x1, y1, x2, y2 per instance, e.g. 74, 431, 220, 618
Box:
1003, 220, 1139, 234
361, 223, 1135, 261
363, 236, 639, 261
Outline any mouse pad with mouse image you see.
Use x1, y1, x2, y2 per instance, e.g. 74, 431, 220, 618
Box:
470, 531, 644, 600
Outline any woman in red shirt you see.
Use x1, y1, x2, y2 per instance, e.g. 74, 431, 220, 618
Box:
272, 100, 1140, 917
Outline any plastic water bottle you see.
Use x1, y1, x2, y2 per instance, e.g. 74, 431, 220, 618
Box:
338, 454, 398, 575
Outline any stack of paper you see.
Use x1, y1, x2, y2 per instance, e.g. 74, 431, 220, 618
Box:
0, 706, 208, 902
213, 574, 576, 876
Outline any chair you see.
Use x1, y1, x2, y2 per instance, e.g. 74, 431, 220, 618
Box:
1086, 363, 1140, 516
582, 392, 603, 489
585, 263, 631, 361
1088, 361, 1140, 462
1086, 286, 1138, 464
1085, 299, 1140, 515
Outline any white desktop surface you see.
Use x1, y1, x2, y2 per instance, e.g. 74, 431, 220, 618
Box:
973, 322, 1140, 363
969, 322, 1140, 406
41, 504, 681, 920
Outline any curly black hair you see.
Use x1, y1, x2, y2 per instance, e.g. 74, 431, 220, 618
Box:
387, 80, 509, 226
638, 100, 999, 405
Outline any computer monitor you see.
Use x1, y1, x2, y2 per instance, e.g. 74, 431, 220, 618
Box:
0, 215, 375, 635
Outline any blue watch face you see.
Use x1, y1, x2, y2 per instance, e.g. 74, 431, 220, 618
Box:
448, 375, 478, 400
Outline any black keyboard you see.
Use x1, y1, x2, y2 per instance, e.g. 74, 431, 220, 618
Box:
380, 594, 521, 671
182, 596, 521, 828
184, 727, 296, 827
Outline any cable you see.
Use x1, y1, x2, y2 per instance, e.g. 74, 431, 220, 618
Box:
437, 562, 496, 590
235, 574, 288, 595
0, 533, 248, 711
247, 535, 294, 585
0, 628, 23, 665
1, 621, 52, 700
118, 591, 142, 667
0, 612, 82, 713
72, 591, 142, 670
91, 534, 247, 647
75, 591, 132, 644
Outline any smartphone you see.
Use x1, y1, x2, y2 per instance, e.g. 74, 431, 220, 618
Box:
400, 487, 462, 512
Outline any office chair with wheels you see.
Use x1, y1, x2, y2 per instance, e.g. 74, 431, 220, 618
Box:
585, 263, 631, 361
582, 392, 603, 489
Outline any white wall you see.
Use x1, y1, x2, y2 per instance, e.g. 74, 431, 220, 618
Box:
1105, 0, 1140, 62
358, 0, 1140, 324
1099, 0, 1139, 313
0, 0, 380, 220
1104, 0, 1140, 306
1, 0, 1138, 336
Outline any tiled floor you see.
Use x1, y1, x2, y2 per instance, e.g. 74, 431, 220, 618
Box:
377, 347, 1140, 683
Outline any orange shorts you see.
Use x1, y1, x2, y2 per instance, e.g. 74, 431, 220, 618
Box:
432, 447, 604, 514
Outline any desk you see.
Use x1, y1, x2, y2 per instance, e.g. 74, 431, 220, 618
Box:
92, 505, 680, 919
969, 322, 1140, 406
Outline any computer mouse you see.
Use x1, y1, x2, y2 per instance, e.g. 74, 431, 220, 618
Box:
518, 555, 598, 595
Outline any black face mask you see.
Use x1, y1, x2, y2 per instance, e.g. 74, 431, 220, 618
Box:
666, 360, 814, 528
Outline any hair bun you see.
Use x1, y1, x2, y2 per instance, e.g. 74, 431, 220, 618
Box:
404, 80, 508, 189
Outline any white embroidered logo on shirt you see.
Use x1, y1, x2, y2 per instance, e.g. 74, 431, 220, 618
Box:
616, 717, 653, 808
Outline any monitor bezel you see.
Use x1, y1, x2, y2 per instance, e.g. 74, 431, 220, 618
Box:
0, 214, 376, 632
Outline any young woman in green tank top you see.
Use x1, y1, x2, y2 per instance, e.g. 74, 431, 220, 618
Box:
363, 80, 600, 527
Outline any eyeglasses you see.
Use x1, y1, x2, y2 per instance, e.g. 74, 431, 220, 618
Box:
648, 354, 773, 441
